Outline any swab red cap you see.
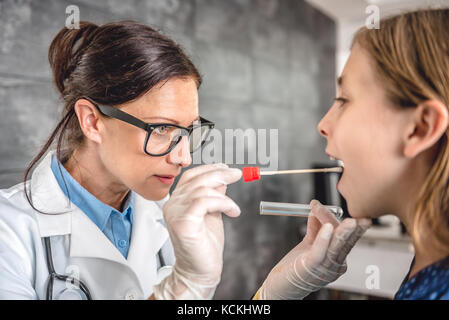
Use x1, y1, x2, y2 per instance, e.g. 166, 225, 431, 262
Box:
242, 167, 260, 182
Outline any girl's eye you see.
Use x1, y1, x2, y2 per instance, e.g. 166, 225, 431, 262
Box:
334, 97, 348, 107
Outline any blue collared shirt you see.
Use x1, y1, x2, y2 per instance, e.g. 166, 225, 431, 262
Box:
50, 155, 134, 259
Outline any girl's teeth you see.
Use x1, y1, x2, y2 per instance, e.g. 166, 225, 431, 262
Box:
329, 156, 344, 168
337, 160, 344, 168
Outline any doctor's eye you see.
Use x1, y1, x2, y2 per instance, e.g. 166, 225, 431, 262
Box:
154, 126, 170, 135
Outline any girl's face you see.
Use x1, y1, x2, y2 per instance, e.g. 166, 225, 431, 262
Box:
317, 44, 416, 219
98, 77, 199, 201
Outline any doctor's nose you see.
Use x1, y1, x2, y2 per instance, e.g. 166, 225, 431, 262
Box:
167, 136, 192, 168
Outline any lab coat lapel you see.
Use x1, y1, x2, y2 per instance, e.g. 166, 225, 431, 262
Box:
32, 151, 72, 237
32, 151, 127, 265
70, 207, 127, 265
127, 194, 169, 294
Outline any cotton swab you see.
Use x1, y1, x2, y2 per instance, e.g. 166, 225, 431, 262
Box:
242, 166, 343, 182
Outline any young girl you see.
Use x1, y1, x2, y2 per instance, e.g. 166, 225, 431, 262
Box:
317, 9, 449, 299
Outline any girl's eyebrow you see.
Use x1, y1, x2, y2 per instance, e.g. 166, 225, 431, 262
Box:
337, 76, 344, 87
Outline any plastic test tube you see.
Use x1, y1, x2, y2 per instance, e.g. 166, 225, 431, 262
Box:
260, 201, 344, 219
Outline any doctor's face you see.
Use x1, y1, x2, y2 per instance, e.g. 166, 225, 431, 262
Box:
98, 77, 198, 200
317, 45, 412, 219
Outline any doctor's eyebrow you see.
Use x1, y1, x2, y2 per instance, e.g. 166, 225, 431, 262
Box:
141, 116, 180, 124
141, 116, 201, 125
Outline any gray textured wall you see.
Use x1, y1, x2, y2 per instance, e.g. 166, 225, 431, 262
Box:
0, 0, 336, 299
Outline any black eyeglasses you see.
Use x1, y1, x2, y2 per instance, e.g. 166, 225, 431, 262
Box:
84, 98, 215, 157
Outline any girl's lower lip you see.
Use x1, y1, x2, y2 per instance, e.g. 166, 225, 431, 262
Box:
155, 175, 175, 185
337, 170, 344, 192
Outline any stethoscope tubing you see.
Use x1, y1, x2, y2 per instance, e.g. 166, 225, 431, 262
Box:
44, 237, 93, 300
43, 236, 165, 300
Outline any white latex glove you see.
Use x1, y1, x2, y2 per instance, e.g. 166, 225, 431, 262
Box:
152, 163, 242, 300
255, 199, 372, 300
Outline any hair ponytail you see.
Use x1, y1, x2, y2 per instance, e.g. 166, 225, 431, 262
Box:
24, 22, 98, 213
48, 21, 99, 95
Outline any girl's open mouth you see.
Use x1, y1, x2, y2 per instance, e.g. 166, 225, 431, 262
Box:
327, 155, 344, 191
328, 155, 344, 172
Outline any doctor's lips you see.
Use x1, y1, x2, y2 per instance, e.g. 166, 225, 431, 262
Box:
154, 174, 178, 185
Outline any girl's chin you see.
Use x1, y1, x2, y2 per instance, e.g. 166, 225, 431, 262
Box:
338, 181, 377, 218
345, 201, 374, 219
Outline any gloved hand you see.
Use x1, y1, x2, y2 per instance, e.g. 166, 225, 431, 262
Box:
254, 199, 372, 300
152, 163, 242, 300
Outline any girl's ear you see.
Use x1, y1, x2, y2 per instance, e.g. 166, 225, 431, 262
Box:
403, 100, 449, 158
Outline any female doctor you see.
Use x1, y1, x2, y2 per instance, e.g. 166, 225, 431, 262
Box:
0, 21, 370, 300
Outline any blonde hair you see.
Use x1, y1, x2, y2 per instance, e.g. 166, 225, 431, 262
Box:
352, 9, 449, 257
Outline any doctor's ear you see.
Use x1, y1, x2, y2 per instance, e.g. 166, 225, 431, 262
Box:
74, 99, 104, 144
403, 100, 449, 158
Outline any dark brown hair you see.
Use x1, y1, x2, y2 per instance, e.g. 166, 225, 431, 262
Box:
24, 20, 202, 212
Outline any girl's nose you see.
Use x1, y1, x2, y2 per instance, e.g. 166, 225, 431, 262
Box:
317, 117, 330, 138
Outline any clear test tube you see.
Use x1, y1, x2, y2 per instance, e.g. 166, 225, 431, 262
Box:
260, 201, 344, 219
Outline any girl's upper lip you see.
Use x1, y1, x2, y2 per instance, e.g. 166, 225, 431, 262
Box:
325, 151, 338, 159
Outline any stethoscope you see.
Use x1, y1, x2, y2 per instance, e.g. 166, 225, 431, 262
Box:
44, 236, 166, 300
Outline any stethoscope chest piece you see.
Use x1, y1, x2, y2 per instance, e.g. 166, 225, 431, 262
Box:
54, 288, 84, 300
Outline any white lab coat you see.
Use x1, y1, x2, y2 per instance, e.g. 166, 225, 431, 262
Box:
0, 151, 175, 300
